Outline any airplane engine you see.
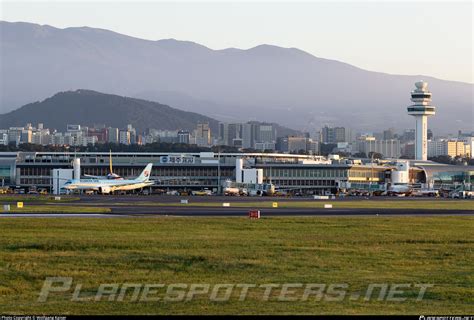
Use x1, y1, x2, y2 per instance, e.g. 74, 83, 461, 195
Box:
100, 186, 112, 194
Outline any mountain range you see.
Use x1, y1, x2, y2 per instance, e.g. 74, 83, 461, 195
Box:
0, 21, 472, 133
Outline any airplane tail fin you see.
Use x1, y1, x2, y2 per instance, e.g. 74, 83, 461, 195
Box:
137, 163, 153, 181
109, 149, 113, 174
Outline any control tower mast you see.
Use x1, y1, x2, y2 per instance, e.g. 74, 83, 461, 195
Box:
407, 81, 436, 160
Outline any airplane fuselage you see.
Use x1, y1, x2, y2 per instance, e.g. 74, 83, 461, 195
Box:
64, 179, 153, 192
63, 163, 154, 193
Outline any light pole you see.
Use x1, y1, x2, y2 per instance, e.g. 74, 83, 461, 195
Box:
370, 152, 374, 196
217, 147, 221, 195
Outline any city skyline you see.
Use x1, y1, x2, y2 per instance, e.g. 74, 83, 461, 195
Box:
1, 119, 472, 160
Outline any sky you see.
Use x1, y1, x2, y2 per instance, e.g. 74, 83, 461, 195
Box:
1, 0, 472, 83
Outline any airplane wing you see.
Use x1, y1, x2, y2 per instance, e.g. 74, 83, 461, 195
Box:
109, 180, 155, 192
84, 174, 106, 179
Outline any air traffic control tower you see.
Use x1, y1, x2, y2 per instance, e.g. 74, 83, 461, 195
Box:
407, 81, 436, 160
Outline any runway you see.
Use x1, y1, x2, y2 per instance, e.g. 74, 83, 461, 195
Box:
107, 203, 474, 216
1, 207, 472, 217
0, 195, 472, 217
75, 194, 462, 203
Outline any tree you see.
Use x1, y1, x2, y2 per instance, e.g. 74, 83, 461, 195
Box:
429, 155, 454, 165
368, 152, 384, 160
333, 151, 351, 158
352, 152, 367, 158
320, 143, 337, 156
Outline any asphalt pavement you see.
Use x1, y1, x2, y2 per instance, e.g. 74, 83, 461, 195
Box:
0, 194, 472, 217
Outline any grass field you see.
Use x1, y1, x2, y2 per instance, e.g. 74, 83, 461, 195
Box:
0, 216, 473, 315
125, 199, 474, 210
0, 195, 79, 203
2, 205, 111, 213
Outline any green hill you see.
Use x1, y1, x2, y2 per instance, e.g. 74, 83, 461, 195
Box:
0, 89, 219, 133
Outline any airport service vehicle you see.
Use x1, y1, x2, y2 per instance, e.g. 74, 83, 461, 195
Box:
450, 190, 473, 199
222, 179, 241, 196
223, 186, 240, 196
63, 163, 154, 194
240, 188, 248, 196
411, 190, 439, 197
273, 190, 290, 197
191, 190, 213, 196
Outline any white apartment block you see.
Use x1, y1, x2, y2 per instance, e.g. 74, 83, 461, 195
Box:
356, 137, 401, 158
428, 139, 471, 158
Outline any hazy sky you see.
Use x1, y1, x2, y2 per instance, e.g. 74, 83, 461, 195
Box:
1, 0, 472, 83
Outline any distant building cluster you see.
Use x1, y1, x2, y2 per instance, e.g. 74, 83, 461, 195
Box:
428, 137, 473, 158
0, 123, 472, 160
218, 121, 277, 151
0, 122, 213, 148
319, 126, 472, 159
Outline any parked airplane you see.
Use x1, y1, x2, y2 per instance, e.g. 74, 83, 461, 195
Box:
63, 163, 154, 194
386, 184, 412, 196
222, 179, 275, 196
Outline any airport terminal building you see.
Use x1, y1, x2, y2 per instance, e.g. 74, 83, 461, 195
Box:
0, 152, 472, 194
